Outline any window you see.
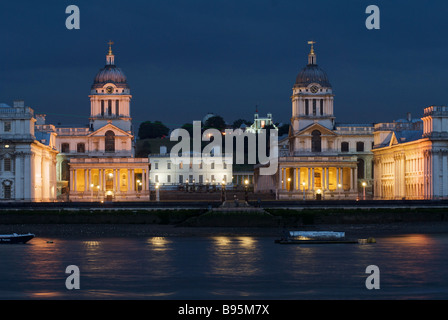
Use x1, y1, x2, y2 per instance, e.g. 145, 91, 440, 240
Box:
61, 143, 70, 153
167, 175, 171, 183
77, 143, 85, 153
167, 162, 171, 169
356, 142, 364, 152
4, 122, 11, 132
199, 175, 203, 184
154, 162, 159, 170
61, 160, 69, 181
357, 158, 365, 179
179, 162, 183, 169
189, 175, 193, 183
115, 100, 119, 115
189, 162, 193, 169
320, 99, 324, 115
311, 130, 321, 152
305, 100, 309, 115
211, 162, 215, 169
223, 161, 227, 169
179, 175, 183, 183
4, 158, 11, 172
155, 175, 159, 183
4, 185, 11, 199
101, 101, 105, 116
341, 142, 349, 152
105, 130, 115, 152
312, 99, 316, 116
108, 100, 112, 116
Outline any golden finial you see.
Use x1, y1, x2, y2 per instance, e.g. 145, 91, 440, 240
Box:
107, 40, 114, 55
307, 40, 316, 55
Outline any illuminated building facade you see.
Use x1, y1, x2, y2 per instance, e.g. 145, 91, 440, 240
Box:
260, 42, 374, 200
373, 106, 448, 199
55, 43, 149, 201
0, 101, 58, 201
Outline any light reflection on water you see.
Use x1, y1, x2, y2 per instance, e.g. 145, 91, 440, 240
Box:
1, 234, 448, 299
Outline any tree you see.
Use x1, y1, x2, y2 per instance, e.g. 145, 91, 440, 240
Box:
204, 115, 226, 132
138, 121, 170, 139
278, 123, 290, 136
232, 118, 252, 129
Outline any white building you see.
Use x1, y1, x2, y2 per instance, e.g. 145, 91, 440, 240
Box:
246, 111, 278, 134
149, 147, 233, 189
255, 42, 374, 199
54, 43, 150, 201
373, 107, 448, 199
0, 101, 58, 201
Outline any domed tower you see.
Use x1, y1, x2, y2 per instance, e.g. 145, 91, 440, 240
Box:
291, 41, 335, 133
89, 41, 132, 133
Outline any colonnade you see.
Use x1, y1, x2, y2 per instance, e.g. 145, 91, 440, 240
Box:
69, 167, 150, 198
278, 166, 358, 199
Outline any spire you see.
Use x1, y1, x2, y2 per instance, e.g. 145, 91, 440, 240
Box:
307, 40, 316, 65
106, 40, 115, 65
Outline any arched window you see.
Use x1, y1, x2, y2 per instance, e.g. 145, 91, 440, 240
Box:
341, 142, 349, 152
105, 131, 115, 152
77, 143, 85, 153
311, 130, 321, 152
356, 141, 365, 152
357, 158, 365, 179
61, 143, 70, 153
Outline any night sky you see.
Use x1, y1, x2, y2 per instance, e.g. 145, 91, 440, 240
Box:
1, 0, 448, 130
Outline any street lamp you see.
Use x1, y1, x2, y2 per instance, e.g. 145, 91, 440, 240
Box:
155, 183, 160, 202
90, 184, 94, 201
244, 179, 249, 202
287, 177, 291, 191
362, 181, 367, 200
302, 181, 306, 201
338, 183, 342, 199
221, 179, 226, 202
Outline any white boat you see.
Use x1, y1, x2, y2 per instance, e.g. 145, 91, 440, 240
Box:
0, 233, 35, 244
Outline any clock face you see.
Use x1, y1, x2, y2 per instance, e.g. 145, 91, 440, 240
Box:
106, 86, 114, 94
310, 86, 319, 93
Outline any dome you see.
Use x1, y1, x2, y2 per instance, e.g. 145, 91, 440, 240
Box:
295, 64, 331, 88
91, 42, 129, 90
92, 64, 129, 89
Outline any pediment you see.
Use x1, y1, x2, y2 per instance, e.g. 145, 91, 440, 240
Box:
389, 132, 399, 146
294, 122, 338, 137
88, 123, 132, 137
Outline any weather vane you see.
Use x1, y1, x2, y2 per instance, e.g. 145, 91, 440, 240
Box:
108, 40, 114, 55
307, 40, 316, 54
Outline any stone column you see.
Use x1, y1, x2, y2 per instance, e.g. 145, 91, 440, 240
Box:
73, 169, 77, 192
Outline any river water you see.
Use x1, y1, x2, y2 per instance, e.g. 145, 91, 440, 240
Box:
0, 233, 447, 300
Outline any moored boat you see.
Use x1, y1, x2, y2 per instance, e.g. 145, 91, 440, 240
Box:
275, 231, 375, 245
0, 233, 35, 244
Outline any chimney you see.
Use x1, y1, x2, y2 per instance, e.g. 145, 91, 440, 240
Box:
13, 100, 25, 108
36, 114, 46, 125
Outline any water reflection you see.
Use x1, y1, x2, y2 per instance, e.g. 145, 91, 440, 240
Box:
144, 237, 176, 279
207, 236, 261, 278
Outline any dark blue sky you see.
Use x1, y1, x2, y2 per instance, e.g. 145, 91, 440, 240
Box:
1, 0, 448, 130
